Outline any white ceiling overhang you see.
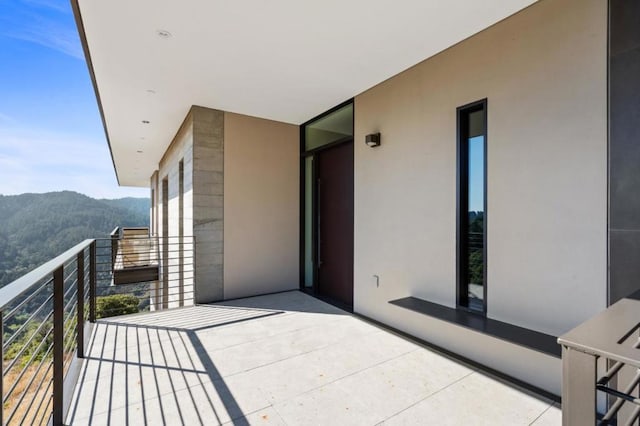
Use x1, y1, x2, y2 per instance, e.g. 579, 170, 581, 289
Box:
73, 0, 538, 187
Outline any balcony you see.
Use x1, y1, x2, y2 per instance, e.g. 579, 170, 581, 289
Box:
1, 236, 562, 425
67, 290, 564, 425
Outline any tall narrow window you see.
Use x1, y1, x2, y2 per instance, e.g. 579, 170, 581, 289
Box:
178, 160, 184, 307
457, 100, 487, 314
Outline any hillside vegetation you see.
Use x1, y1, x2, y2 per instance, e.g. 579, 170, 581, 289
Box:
0, 191, 149, 287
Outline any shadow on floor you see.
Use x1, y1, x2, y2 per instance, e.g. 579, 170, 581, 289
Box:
214, 290, 350, 315
67, 303, 288, 425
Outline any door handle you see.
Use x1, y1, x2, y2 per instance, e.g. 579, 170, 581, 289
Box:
317, 178, 322, 267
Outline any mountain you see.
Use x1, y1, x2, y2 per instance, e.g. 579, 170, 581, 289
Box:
0, 191, 149, 287
100, 197, 150, 218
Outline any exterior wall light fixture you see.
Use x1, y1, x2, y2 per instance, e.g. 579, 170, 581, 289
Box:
365, 133, 381, 148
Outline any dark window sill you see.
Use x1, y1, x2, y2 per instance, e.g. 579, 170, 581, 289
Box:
389, 297, 560, 358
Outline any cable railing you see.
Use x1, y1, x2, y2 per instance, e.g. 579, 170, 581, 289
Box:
0, 239, 94, 426
0, 229, 195, 425
96, 228, 195, 317
559, 290, 640, 425
467, 231, 484, 249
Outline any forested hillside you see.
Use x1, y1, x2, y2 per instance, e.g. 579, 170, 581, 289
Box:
100, 197, 150, 218
0, 191, 149, 287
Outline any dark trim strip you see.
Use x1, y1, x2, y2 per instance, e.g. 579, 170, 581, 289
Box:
353, 311, 561, 403
606, 0, 610, 307
300, 98, 354, 128
298, 124, 305, 290
389, 296, 561, 358
456, 98, 488, 315
70, 0, 120, 185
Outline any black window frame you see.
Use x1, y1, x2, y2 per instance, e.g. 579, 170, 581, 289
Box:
298, 99, 354, 293
456, 98, 488, 315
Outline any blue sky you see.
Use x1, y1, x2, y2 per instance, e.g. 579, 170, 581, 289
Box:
0, 0, 148, 199
468, 136, 484, 213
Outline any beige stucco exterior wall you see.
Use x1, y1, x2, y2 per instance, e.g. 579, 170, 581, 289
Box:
223, 112, 299, 299
353, 0, 607, 394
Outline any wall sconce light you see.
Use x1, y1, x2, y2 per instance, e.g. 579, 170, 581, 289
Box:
365, 133, 381, 148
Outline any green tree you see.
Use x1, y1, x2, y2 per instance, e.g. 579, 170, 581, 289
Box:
0, 191, 149, 288
468, 250, 484, 286
96, 294, 140, 319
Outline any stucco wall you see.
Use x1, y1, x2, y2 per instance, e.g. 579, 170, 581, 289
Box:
150, 107, 297, 303
223, 112, 299, 299
353, 0, 607, 394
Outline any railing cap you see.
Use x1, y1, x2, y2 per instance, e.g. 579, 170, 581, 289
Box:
0, 239, 94, 312
558, 290, 640, 367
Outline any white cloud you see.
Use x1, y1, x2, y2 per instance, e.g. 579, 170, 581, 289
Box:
0, 127, 148, 199
21, 0, 70, 14
0, 2, 83, 59
0, 1, 145, 199
2, 19, 83, 59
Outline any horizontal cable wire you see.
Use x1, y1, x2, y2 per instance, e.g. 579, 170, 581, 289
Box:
29, 372, 54, 426
2, 278, 53, 322
3, 292, 54, 349
5, 337, 55, 422
2, 325, 54, 404
6, 359, 53, 425
2, 309, 54, 376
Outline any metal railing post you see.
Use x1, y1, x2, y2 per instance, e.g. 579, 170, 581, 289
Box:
1, 310, 4, 426
562, 345, 597, 426
52, 265, 64, 426
89, 241, 96, 323
110, 228, 119, 269
76, 250, 85, 358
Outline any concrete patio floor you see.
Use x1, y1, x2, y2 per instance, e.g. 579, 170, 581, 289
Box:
67, 291, 561, 425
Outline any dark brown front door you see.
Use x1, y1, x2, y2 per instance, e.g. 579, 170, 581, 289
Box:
316, 141, 354, 307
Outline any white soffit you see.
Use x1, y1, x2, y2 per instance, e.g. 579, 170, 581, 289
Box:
76, 0, 538, 186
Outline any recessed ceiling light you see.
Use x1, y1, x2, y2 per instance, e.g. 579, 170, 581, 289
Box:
142, 120, 150, 124
140, 137, 146, 140
146, 89, 156, 94
156, 29, 172, 39
137, 150, 144, 153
